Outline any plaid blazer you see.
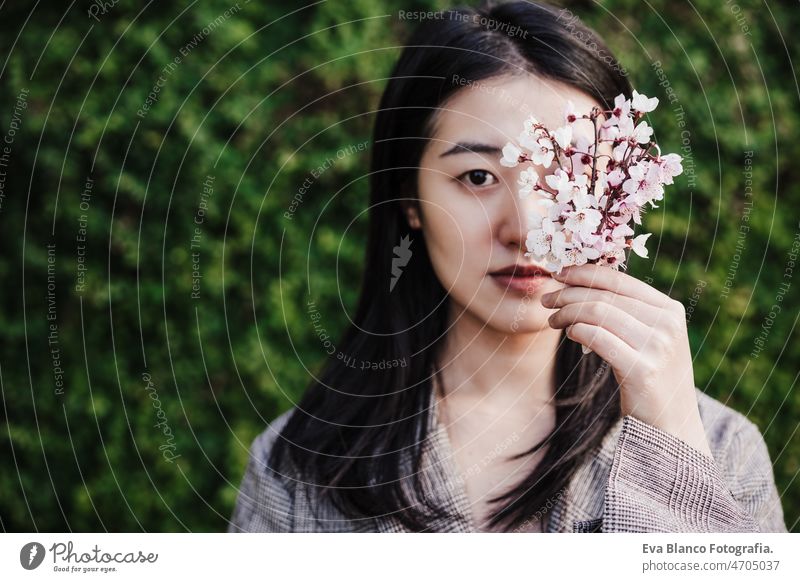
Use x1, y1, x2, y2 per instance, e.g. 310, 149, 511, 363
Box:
228, 387, 787, 533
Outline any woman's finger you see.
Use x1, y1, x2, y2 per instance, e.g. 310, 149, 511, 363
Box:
564, 322, 640, 379
549, 301, 656, 349
542, 285, 678, 328
552, 263, 674, 309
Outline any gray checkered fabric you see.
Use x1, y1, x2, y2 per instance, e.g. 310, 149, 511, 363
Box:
228, 387, 787, 533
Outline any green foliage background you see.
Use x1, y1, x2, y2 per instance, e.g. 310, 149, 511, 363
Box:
1, 0, 798, 531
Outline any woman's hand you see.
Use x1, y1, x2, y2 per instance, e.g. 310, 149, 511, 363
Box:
540, 263, 713, 458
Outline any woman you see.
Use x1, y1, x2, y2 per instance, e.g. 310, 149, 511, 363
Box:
229, 0, 786, 533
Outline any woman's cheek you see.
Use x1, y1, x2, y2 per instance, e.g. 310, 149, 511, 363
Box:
428, 214, 486, 295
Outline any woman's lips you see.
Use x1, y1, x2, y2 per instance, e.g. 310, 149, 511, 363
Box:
490, 273, 552, 295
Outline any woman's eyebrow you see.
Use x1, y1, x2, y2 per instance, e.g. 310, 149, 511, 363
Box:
439, 141, 503, 158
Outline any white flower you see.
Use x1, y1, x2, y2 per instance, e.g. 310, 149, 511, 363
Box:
574, 230, 601, 246
568, 134, 593, 175
536, 196, 571, 222
545, 255, 566, 274
554, 125, 573, 150
571, 172, 589, 192
501, 142, 522, 167
631, 90, 659, 113
632, 120, 654, 144
527, 211, 544, 230
630, 233, 652, 258
523, 115, 540, 134
611, 94, 631, 124
591, 232, 618, 256
518, 131, 536, 150
623, 161, 664, 206
658, 153, 683, 184
572, 190, 600, 211
606, 168, 626, 188
599, 120, 620, 142
525, 218, 566, 258
564, 206, 603, 237
561, 173, 590, 204
518, 167, 539, 198
531, 136, 555, 168
643, 162, 665, 204
611, 223, 634, 240
593, 170, 608, 198
609, 196, 643, 225
503, 92, 679, 274
616, 115, 635, 139
564, 100, 578, 124
612, 140, 629, 162
546, 170, 589, 204
622, 162, 647, 194
519, 116, 544, 150
599, 246, 627, 269
544, 168, 571, 198
544, 198, 570, 222
559, 243, 601, 267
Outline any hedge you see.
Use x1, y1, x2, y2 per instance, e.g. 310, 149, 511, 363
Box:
0, 0, 797, 531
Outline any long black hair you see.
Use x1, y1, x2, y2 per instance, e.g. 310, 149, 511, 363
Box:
272, 0, 633, 532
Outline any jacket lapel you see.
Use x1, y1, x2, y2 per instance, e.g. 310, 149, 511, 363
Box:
373, 387, 624, 533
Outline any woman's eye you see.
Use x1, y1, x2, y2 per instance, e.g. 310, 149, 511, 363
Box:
459, 169, 498, 188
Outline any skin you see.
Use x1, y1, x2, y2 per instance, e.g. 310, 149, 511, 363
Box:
404, 73, 711, 530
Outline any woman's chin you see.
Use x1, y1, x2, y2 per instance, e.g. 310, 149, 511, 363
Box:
489, 310, 559, 335
507, 321, 560, 335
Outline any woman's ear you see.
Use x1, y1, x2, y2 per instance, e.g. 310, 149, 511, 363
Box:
401, 201, 422, 230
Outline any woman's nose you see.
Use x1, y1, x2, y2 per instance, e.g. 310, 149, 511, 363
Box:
498, 174, 549, 250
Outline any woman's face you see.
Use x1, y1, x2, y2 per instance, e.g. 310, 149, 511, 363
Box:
412, 73, 605, 334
